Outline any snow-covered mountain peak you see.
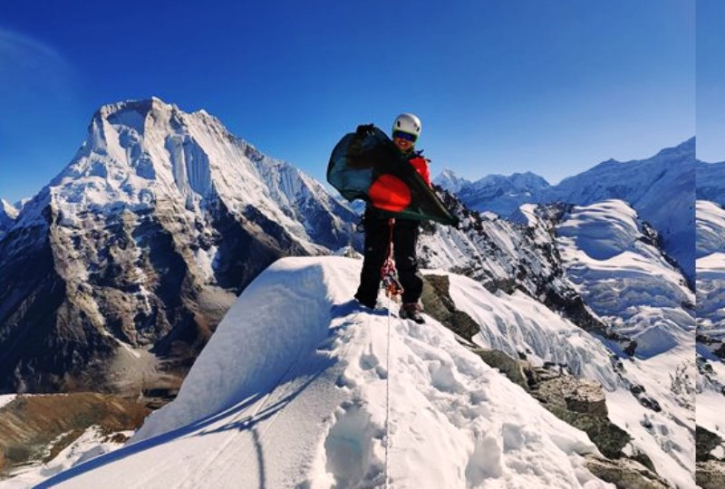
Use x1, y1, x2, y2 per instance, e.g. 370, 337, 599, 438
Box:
438, 168, 458, 179
35, 97, 356, 254
0, 199, 19, 237
433, 168, 469, 193
55, 97, 219, 207
507, 171, 551, 188
434, 170, 551, 197
436, 141, 694, 278
1, 199, 18, 220
585, 158, 621, 173
0, 99, 359, 397
653, 136, 695, 159
573, 139, 695, 179
550, 138, 695, 279
470, 171, 550, 190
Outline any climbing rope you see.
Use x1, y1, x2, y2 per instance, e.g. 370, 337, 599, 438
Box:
385, 293, 393, 489
381, 218, 401, 489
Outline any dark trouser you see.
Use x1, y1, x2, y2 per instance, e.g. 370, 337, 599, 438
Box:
355, 211, 423, 306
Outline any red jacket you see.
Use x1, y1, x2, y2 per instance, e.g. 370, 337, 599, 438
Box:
409, 154, 431, 187
366, 149, 433, 215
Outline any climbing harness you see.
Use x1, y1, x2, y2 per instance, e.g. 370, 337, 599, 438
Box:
381, 218, 404, 301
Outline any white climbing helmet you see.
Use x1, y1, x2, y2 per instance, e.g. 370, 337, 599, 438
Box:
392, 113, 422, 138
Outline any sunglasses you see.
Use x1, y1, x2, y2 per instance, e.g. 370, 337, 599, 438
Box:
393, 131, 417, 143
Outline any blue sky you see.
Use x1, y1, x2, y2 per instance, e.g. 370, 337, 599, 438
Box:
0, 0, 695, 203
697, 0, 725, 163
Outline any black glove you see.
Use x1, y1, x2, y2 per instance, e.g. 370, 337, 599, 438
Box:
355, 124, 375, 138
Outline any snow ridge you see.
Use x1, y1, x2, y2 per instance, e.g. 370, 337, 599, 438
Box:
38, 257, 613, 489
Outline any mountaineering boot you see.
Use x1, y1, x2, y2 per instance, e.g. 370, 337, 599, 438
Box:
400, 303, 425, 324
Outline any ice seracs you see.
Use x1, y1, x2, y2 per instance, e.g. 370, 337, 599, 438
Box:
556, 199, 694, 357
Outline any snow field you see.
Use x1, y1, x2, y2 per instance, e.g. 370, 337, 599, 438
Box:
697, 360, 725, 460
447, 266, 697, 487
38, 257, 613, 488
604, 346, 695, 489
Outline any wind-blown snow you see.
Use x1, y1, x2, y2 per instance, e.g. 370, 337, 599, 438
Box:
38, 257, 612, 489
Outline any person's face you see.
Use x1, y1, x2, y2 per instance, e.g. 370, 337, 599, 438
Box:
393, 131, 416, 152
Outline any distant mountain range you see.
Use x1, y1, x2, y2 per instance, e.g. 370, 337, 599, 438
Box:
435, 138, 696, 279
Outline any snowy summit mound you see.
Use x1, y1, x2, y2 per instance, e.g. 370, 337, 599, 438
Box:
40, 257, 611, 489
